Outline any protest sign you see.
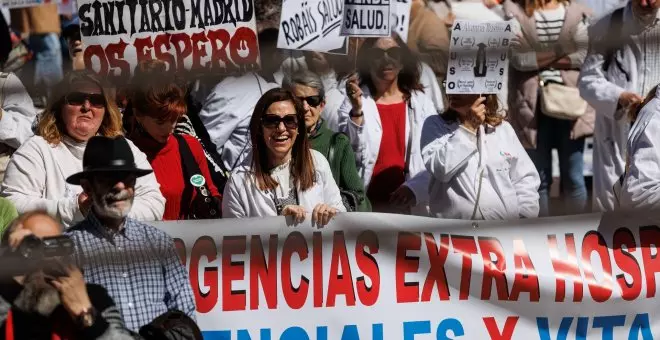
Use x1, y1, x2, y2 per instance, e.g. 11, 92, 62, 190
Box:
77, 0, 260, 82
446, 20, 513, 94
340, 0, 391, 37
155, 211, 660, 339
277, 0, 347, 53
390, 0, 411, 42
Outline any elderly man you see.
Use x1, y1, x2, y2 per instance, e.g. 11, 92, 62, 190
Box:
579, 0, 660, 212
0, 211, 136, 339
64, 136, 196, 332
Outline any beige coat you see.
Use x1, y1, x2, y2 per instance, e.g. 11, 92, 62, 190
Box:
504, 1, 594, 149
10, 3, 61, 35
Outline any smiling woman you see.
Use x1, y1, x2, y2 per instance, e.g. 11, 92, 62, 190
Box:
0, 70, 166, 227
222, 88, 346, 227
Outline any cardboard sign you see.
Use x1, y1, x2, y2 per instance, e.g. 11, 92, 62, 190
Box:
77, 0, 260, 82
446, 20, 513, 94
277, 0, 347, 53
390, 0, 411, 42
340, 0, 391, 37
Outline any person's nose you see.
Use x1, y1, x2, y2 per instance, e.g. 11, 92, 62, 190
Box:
113, 180, 126, 191
276, 121, 287, 132
303, 100, 311, 112
81, 99, 91, 112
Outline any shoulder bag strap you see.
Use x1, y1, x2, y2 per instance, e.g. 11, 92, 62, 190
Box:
404, 102, 414, 176
470, 126, 485, 220
174, 134, 204, 218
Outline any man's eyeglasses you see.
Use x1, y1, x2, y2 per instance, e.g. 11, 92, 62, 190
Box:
65, 92, 106, 109
297, 95, 323, 107
262, 114, 298, 129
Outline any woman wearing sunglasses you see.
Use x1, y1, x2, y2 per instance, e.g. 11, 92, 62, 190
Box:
283, 70, 371, 212
421, 94, 540, 220
1, 70, 165, 227
338, 35, 435, 215
126, 63, 222, 221
222, 88, 345, 226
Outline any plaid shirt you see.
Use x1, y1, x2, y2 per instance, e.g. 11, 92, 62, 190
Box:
65, 213, 196, 331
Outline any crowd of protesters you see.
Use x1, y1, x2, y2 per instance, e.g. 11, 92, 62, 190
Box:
0, 0, 656, 336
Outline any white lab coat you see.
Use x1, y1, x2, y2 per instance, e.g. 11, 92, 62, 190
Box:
337, 87, 434, 208
0, 73, 36, 150
578, 3, 640, 212
421, 116, 540, 219
419, 62, 445, 114
198, 73, 277, 171
620, 88, 660, 210
222, 150, 346, 218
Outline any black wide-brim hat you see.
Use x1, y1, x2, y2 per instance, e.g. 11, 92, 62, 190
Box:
66, 136, 153, 185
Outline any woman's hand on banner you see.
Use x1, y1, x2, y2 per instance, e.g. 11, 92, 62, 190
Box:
312, 204, 338, 228
282, 205, 307, 225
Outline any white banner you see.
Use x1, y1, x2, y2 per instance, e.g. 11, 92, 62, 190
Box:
77, 0, 260, 82
277, 0, 347, 53
446, 20, 513, 94
390, 0, 411, 43
155, 211, 660, 339
340, 0, 390, 37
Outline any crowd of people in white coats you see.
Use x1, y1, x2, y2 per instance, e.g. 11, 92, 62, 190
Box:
0, 0, 655, 232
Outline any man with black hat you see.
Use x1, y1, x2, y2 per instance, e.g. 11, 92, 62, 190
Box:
64, 136, 196, 332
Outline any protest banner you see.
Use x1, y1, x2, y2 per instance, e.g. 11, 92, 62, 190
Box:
340, 0, 391, 37
155, 211, 660, 339
277, 0, 347, 53
390, 0, 411, 43
446, 20, 513, 94
77, 0, 260, 82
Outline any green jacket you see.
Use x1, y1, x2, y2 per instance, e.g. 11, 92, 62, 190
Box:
0, 197, 17, 235
309, 121, 371, 212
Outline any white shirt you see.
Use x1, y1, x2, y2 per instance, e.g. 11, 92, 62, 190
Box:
420, 117, 540, 220
1, 136, 165, 227
199, 73, 277, 171
222, 150, 346, 218
0, 73, 37, 151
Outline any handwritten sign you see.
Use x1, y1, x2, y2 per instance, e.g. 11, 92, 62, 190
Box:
340, 0, 391, 37
78, 0, 260, 82
390, 0, 411, 42
446, 20, 513, 94
277, 0, 347, 53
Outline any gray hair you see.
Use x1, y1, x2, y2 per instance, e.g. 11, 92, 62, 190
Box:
283, 69, 326, 100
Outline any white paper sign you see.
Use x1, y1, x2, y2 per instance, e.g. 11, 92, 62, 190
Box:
390, 0, 411, 42
446, 20, 514, 94
277, 0, 348, 53
340, 0, 391, 37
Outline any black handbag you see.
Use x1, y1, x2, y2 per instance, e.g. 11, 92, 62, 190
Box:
174, 134, 221, 219
328, 132, 364, 212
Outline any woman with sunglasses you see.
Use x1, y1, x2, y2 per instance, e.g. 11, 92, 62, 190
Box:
222, 88, 345, 226
126, 62, 222, 221
1, 70, 165, 227
421, 94, 540, 220
283, 70, 371, 212
339, 35, 435, 215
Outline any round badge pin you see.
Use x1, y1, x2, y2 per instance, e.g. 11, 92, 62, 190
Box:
190, 174, 206, 187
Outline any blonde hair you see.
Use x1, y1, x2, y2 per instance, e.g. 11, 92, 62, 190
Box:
37, 71, 123, 145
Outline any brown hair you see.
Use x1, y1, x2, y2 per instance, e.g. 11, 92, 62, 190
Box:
37, 70, 123, 145
249, 88, 315, 192
629, 85, 658, 123
131, 60, 187, 122
515, 0, 569, 16
443, 94, 504, 126
357, 35, 424, 102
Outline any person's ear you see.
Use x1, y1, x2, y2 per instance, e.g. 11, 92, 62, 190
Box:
80, 178, 92, 195
320, 100, 326, 111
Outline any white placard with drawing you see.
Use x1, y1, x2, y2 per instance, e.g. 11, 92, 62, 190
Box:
446, 20, 514, 94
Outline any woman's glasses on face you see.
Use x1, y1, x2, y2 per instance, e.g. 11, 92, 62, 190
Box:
65, 92, 106, 109
297, 95, 323, 107
368, 47, 403, 61
262, 114, 299, 129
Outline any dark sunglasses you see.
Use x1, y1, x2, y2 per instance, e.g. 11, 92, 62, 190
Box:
368, 47, 403, 61
262, 114, 298, 129
297, 95, 323, 107
65, 92, 106, 108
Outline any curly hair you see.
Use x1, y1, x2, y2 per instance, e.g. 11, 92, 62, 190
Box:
37, 70, 123, 145
443, 94, 504, 127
